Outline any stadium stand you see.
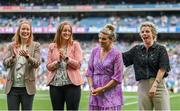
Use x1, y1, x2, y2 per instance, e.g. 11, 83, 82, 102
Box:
0, 0, 179, 92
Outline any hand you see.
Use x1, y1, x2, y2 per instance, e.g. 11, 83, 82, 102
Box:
9, 55, 16, 64
12, 48, 17, 57
89, 87, 95, 95
91, 87, 105, 96
19, 50, 29, 58
59, 49, 66, 60
149, 83, 157, 97
11, 54, 16, 59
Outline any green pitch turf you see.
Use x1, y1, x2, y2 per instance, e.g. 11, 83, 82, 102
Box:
0, 90, 180, 110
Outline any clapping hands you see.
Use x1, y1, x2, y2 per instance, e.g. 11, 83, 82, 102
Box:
59, 49, 66, 60
19, 49, 29, 58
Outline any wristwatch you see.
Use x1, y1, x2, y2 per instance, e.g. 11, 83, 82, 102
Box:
65, 56, 69, 62
25, 55, 29, 59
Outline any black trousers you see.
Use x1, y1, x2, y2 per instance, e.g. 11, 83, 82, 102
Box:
7, 87, 34, 110
49, 84, 81, 110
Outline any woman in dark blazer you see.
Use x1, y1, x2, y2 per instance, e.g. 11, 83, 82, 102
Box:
123, 21, 170, 110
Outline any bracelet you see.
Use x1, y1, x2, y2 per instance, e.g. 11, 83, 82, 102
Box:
154, 85, 157, 88
155, 79, 160, 84
102, 88, 106, 92
12, 55, 16, 59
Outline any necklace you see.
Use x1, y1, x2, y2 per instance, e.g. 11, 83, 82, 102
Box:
100, 47, 112, 62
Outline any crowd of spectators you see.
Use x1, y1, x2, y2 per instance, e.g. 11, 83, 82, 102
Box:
0, 40, 179, 92
0, 0, 179, 93
0, 0, 178, 6
0, 15, 179, 29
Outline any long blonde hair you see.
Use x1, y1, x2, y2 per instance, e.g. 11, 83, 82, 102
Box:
12, 20, 33, 45
53, 21, 73, 48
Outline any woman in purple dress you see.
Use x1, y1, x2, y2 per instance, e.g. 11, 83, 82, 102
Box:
86, 24, 124, 110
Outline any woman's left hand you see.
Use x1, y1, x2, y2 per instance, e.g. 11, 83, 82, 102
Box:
92, 87, 105, 96
19, 50, 29, 58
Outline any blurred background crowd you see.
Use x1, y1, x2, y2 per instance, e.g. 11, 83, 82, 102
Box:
0, 0, 179, 93
0, 15, 179, 28
0, 40, 179, 92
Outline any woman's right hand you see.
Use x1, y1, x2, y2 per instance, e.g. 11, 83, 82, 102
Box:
90, 87, 95, 94
149, 82, 158, 97
59, 49, 65, 60
91, 87, 105, 96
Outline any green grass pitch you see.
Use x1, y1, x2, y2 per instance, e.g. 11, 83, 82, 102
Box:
0, 90, 180, 110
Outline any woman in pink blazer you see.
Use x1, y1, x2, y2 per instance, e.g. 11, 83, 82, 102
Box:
46, 21, 83, 110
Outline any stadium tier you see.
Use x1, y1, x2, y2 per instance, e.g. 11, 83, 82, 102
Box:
0, 0, 179, 93
0, 15, 180, 33
0, 1, 180, 33
0, 0, 178, 5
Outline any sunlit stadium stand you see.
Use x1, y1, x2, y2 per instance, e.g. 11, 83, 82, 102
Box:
0, 0, 179, 93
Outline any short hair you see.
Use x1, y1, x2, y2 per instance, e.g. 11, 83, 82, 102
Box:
100, 24, 117, 41
140, 21, 158, 41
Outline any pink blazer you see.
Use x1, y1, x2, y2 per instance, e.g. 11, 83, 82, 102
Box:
46, 41, 84, 86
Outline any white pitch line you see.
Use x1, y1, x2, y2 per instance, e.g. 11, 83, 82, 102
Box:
124, 101, 138, 106
124, 94, 180, 106
0, 93, 180, 102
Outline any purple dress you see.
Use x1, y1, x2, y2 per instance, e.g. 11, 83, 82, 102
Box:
86, 46, 124, 110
